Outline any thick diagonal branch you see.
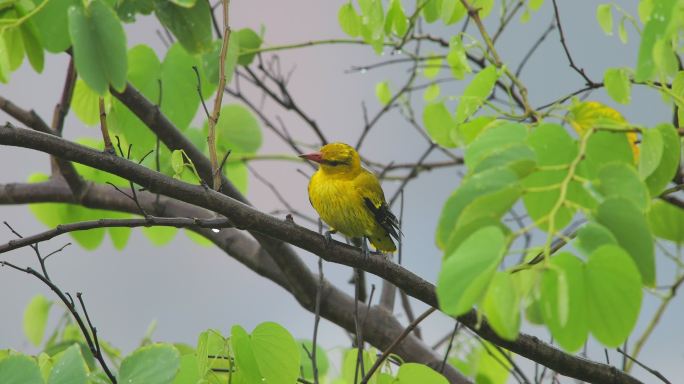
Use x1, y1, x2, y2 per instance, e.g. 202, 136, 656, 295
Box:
0, 180, 467, 383
0, 124, 643, 384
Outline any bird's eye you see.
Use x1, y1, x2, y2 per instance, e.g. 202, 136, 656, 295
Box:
323, 159, 347, 166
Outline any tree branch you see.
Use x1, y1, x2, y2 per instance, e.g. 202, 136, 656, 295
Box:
0, 123, 644, 384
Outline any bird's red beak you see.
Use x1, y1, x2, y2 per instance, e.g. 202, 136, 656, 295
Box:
299, 152, 323, 163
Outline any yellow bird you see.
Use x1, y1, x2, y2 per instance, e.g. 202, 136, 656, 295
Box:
300, 142, 400, 254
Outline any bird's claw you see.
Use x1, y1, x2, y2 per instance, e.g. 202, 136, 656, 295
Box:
324, 230, 336, 248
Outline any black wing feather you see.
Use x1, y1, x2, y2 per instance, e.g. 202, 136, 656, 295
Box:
363, 197, 402, 241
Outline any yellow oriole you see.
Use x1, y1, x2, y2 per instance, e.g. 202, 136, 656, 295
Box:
300, 142, 400, 253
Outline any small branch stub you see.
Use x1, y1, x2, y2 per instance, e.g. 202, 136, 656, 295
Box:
207, 0, 232, 190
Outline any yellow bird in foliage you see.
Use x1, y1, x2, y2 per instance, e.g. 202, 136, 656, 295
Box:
300, 142, 400, 254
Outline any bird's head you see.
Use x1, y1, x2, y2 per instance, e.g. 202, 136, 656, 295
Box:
299, 142, 361, 175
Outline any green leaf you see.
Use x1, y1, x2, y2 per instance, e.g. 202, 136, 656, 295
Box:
16, 3, 44, 72
596, 198, 655, 286
638, 127, 663, 179
440, 0, 466, 25
595, 163, 649, 211
649, 200, 684, 243
375, 81, 392, 105
385, 0, 407, 36
224, 160, 248, 195
528, 123, 578, 166
455, 66, 499, 123
653, 38, 678, 78
423, 55, 442, 79
395, 363, 448, 383
338, 3, 361, 37
0, 355, 43, 384
159, 43, 200, 130
423, 101, 457, 148
575, 222, 617, 256
423, 83, 440, 102
540, 252, 588, 352
644, 123, 679, 196
298, 341, 329, 380
465, 122, 534, 176
196, 329, 229, 377
68, 0, 128, 94
422, 0, 441, 23
455, 116, 494, 145
37, 353, 52, 382
471, 0, 494, 18
596, 4, 613, 35
116, 0, 155, 22
108, 44, 161, 158
3, 13, 26, 72
474, 342, 510, 384
635, 0, 676, 81
172, 354, 199, 384
185, 230, 213, 247
437, 226, 506, 316
32, 0, 79, 52
107, 211, 132, 250
236, 28, 262, 65
212, 104, 262, 154
231, 325, 261, 383
436, 167, 517, 248
171, 150, 184, 174
618, 17, 628, 43
142, 226, 178, 246
446, 37, 471, 79
529, 0, 545, 11
522, 170, 575, 232
604, 68, 631, 104
72, 79, 103, 126
585, 245, 642, 347
24, 294, 52, 347
169, 0, 196, 7
48, 344, 88, 384
580, 130, 634, 179
118, 344, 181, 384
251, 322, 300, 384
482, 272, 520, 340
358, 0, 384, 46
444, 185, 519, 255
232, 322, 301, 384
154, 0, 212, 54
202, 35, 239, 86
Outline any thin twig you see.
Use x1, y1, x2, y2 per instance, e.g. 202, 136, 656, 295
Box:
0, 261, 117, 383
207, 0, 232, 190
98, 98, 115, 154
551, 0, 598, 86
439, 322, 459, 373
616, 348, 672, 384
311, 256, 323, 384
0, 217, 233, 254
360, 307, 437, 383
